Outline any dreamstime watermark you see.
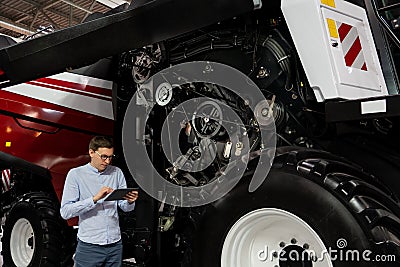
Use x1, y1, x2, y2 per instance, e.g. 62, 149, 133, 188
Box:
122, 61, 277, 207
257, 238, 396, 263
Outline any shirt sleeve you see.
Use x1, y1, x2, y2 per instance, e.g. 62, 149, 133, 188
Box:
60, 169, 96, 220
117, 168, 136, 212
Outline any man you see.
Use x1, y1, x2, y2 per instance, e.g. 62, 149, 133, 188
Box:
60, 136, 138, 267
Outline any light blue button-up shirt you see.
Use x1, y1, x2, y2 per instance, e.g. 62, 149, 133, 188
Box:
60, 163, 135, 245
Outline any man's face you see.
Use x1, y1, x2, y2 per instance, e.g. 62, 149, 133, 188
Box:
89, 147, 114, 172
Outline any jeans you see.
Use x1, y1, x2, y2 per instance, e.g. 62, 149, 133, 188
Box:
74, 239, 123, 267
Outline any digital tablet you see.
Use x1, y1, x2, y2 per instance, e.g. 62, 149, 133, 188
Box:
104, 188, 139, 201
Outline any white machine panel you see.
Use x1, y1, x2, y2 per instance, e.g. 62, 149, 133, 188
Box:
281, 0, 388, 102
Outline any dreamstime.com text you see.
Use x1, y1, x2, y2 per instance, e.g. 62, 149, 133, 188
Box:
257, 238, 396, 263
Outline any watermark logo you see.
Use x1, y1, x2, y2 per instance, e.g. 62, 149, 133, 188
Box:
336, 238, 347, 249
257, 238, 396, 263
122, 61, 277, 207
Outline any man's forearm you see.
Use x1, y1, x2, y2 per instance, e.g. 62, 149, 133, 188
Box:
60, 197, 96, 219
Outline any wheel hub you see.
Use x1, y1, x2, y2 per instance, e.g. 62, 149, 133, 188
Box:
27, 236, 34, 249
221, 208, 333, 267
10, 218, 35, 267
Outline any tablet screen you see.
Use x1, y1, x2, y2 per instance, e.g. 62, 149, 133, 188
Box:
104, 188, 139, 201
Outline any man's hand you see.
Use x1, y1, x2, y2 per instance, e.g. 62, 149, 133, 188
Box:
93, 186, 114, 203
124, 190, 138, 204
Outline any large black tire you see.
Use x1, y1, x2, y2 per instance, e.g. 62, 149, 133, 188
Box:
187, 148, 400, 267
2, 192, 75, 267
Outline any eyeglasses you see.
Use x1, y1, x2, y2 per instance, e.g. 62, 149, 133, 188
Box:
95, 151, 115, 161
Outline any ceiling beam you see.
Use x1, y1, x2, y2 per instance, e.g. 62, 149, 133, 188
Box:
16, 0, 81, 25
60, 0, 94, 14
0, 16, 35, 35
44, 7, 81, 24
22, 0, 95, 14
96, 0, 129, 9
80, 0, 97, 23
40, 9, 60, 29
0, 0, 111, 36
69, 5, 73, 26
0, 3, 33, 18
30, 9, 39, 28
16, 0, 60, 23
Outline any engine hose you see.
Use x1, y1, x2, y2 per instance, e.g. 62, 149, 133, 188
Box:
262, 37, 292, 89
169, 35, 246, 62
170, 43, 236, 62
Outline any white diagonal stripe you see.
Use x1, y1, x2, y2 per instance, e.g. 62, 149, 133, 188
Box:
352, 48, 366, 69
1, 170, 9, 190
341, 25, 358, 56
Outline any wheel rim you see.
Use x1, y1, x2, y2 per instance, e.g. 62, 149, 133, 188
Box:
221, 208, 333, 267
10, 218, 35, 267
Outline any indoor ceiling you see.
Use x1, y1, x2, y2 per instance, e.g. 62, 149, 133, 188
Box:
0, 0, 130, 39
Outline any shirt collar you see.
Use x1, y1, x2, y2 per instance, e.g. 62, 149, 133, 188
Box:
86, 162, 109, 174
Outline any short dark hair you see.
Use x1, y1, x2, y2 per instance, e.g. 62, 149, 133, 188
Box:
89, 136, 113, 151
